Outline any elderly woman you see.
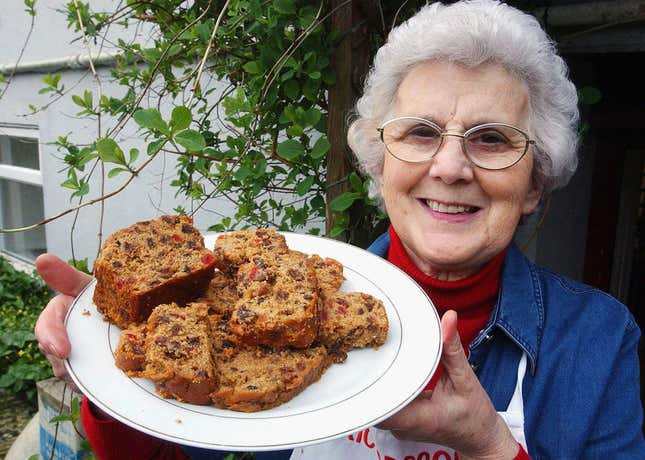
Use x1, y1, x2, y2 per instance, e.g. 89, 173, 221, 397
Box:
35, 1, 644, 459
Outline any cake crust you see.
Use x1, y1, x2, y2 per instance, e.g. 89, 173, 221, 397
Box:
93, 215, 216, 328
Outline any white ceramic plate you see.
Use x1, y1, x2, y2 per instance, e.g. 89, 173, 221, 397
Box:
65, 232, 441, 452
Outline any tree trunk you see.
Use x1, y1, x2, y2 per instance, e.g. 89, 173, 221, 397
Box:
326, 0, 373, 244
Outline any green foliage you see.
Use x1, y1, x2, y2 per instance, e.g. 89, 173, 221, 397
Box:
68, 257, 91, 274
39, 73, 64, 96
46, 395, 98, 459
49, 0, 387, 240
223, 454, 255, 460
24, 0, 37, 17
0, 256, 53, 401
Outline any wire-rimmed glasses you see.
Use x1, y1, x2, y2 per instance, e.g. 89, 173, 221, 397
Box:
377, 116, 535, 170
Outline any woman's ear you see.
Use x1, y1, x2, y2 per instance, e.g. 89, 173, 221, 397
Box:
522, 176, 544, 216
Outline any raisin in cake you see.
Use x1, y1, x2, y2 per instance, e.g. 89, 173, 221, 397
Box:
318, 292, 388, 357
211, 346, 331, 412
142, 302, 216, 405
93, 215, 216, 328
230, 250, 319, 348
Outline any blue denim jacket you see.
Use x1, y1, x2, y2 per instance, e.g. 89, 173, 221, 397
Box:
369, 232, 645, 459
184, 234, 645, 459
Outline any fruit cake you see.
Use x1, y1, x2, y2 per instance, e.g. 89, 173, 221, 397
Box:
195, 269, 239, 317
142, 302, 216, 405
211, 346, 331, 412
230, 251, 319, 348
318, 292, 389, 355
93, 215, 217, 328
212, 228, 288, 275
208, 312, 239, 359
114, 323, 147, 376
309, 254, 344, 300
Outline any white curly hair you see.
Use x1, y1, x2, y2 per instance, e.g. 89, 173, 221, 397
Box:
347, 0, 580, 202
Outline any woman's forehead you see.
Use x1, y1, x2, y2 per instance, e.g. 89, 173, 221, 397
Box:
394, 61, 530, 127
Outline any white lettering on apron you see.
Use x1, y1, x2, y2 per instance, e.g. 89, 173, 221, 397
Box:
290, 353, 528, 460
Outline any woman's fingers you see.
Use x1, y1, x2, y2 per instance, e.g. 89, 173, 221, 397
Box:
34, 254, 92, 391
439, 310, 471, 383
376, 392, 434, 432
35, 294, 75, 359
36, 253, 92, 297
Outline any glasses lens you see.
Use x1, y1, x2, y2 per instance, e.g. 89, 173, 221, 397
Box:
381, 118, 442, 162
464, 124, 528, 169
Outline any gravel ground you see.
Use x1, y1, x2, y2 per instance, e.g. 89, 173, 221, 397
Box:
0, 391, 37, 458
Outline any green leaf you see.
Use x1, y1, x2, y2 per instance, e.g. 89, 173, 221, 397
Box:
276, 139, 304, 160
302, 78, 320, 102
286, 125, 303, 137
329, 223, 347, 238
133, 108, 169, 134
170, 106, 192, 131
295, 176, 314, 196
108, 167, 129, 178
129, 148, 139, 164
147, 139, 166, 155
283, 80, 299, 100
71, 94, 85, 108
310, 136, 329, 159
349, 172, 363, 192
71, 397, 81, 417
142, 47, 161, 62
96, 138, 126, 165
309, 71, 321, 80
274, 0, 296, 14
243, 61, 262, 75
329, 192, 361, 212
305, 108, 322, 127
175, 129, 206, 152
68, 258, 90, 274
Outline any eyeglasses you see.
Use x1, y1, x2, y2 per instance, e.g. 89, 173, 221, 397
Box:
377, 116, 535, 170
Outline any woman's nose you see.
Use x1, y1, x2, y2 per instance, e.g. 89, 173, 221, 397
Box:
426, 135, 475, 184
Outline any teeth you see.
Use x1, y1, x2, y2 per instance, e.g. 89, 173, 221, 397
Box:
425, 200, 474, 214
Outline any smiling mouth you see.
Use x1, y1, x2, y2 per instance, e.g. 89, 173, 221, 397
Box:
421, 199, 479, 214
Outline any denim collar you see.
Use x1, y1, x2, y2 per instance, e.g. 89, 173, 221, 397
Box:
367, 233, 543, 374
481, 243, 543, 374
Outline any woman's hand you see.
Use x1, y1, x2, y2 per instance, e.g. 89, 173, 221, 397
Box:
34, 253, 92, 386
377, 310, 519, 459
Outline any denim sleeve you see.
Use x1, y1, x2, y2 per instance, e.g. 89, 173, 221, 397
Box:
584, 320, 645, 457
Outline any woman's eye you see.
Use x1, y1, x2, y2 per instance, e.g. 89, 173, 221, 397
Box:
470, 130, 508, 144
407, 126, 439, 138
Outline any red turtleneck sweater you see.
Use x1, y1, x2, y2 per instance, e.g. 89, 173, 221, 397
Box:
387, 226, 506, 389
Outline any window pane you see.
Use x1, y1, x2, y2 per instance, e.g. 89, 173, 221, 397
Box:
0, 135, 40, 169
0, 178, 47, 260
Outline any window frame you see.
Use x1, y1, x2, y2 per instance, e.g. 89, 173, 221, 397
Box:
0, 124, 42, 186
0, 123, 45, 262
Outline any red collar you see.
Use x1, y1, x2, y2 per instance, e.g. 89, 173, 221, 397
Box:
386, 225, 506, 344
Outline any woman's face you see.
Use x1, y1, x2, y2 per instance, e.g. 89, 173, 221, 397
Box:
381, 61, 541, 280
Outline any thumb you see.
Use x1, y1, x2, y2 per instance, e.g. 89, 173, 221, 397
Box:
36, 253, 92, 296
440, 310, 470, 378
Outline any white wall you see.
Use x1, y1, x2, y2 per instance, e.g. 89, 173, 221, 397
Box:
1, 1, 237, 265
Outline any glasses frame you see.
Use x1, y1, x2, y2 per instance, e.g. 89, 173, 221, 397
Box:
377, 116, 536, 171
